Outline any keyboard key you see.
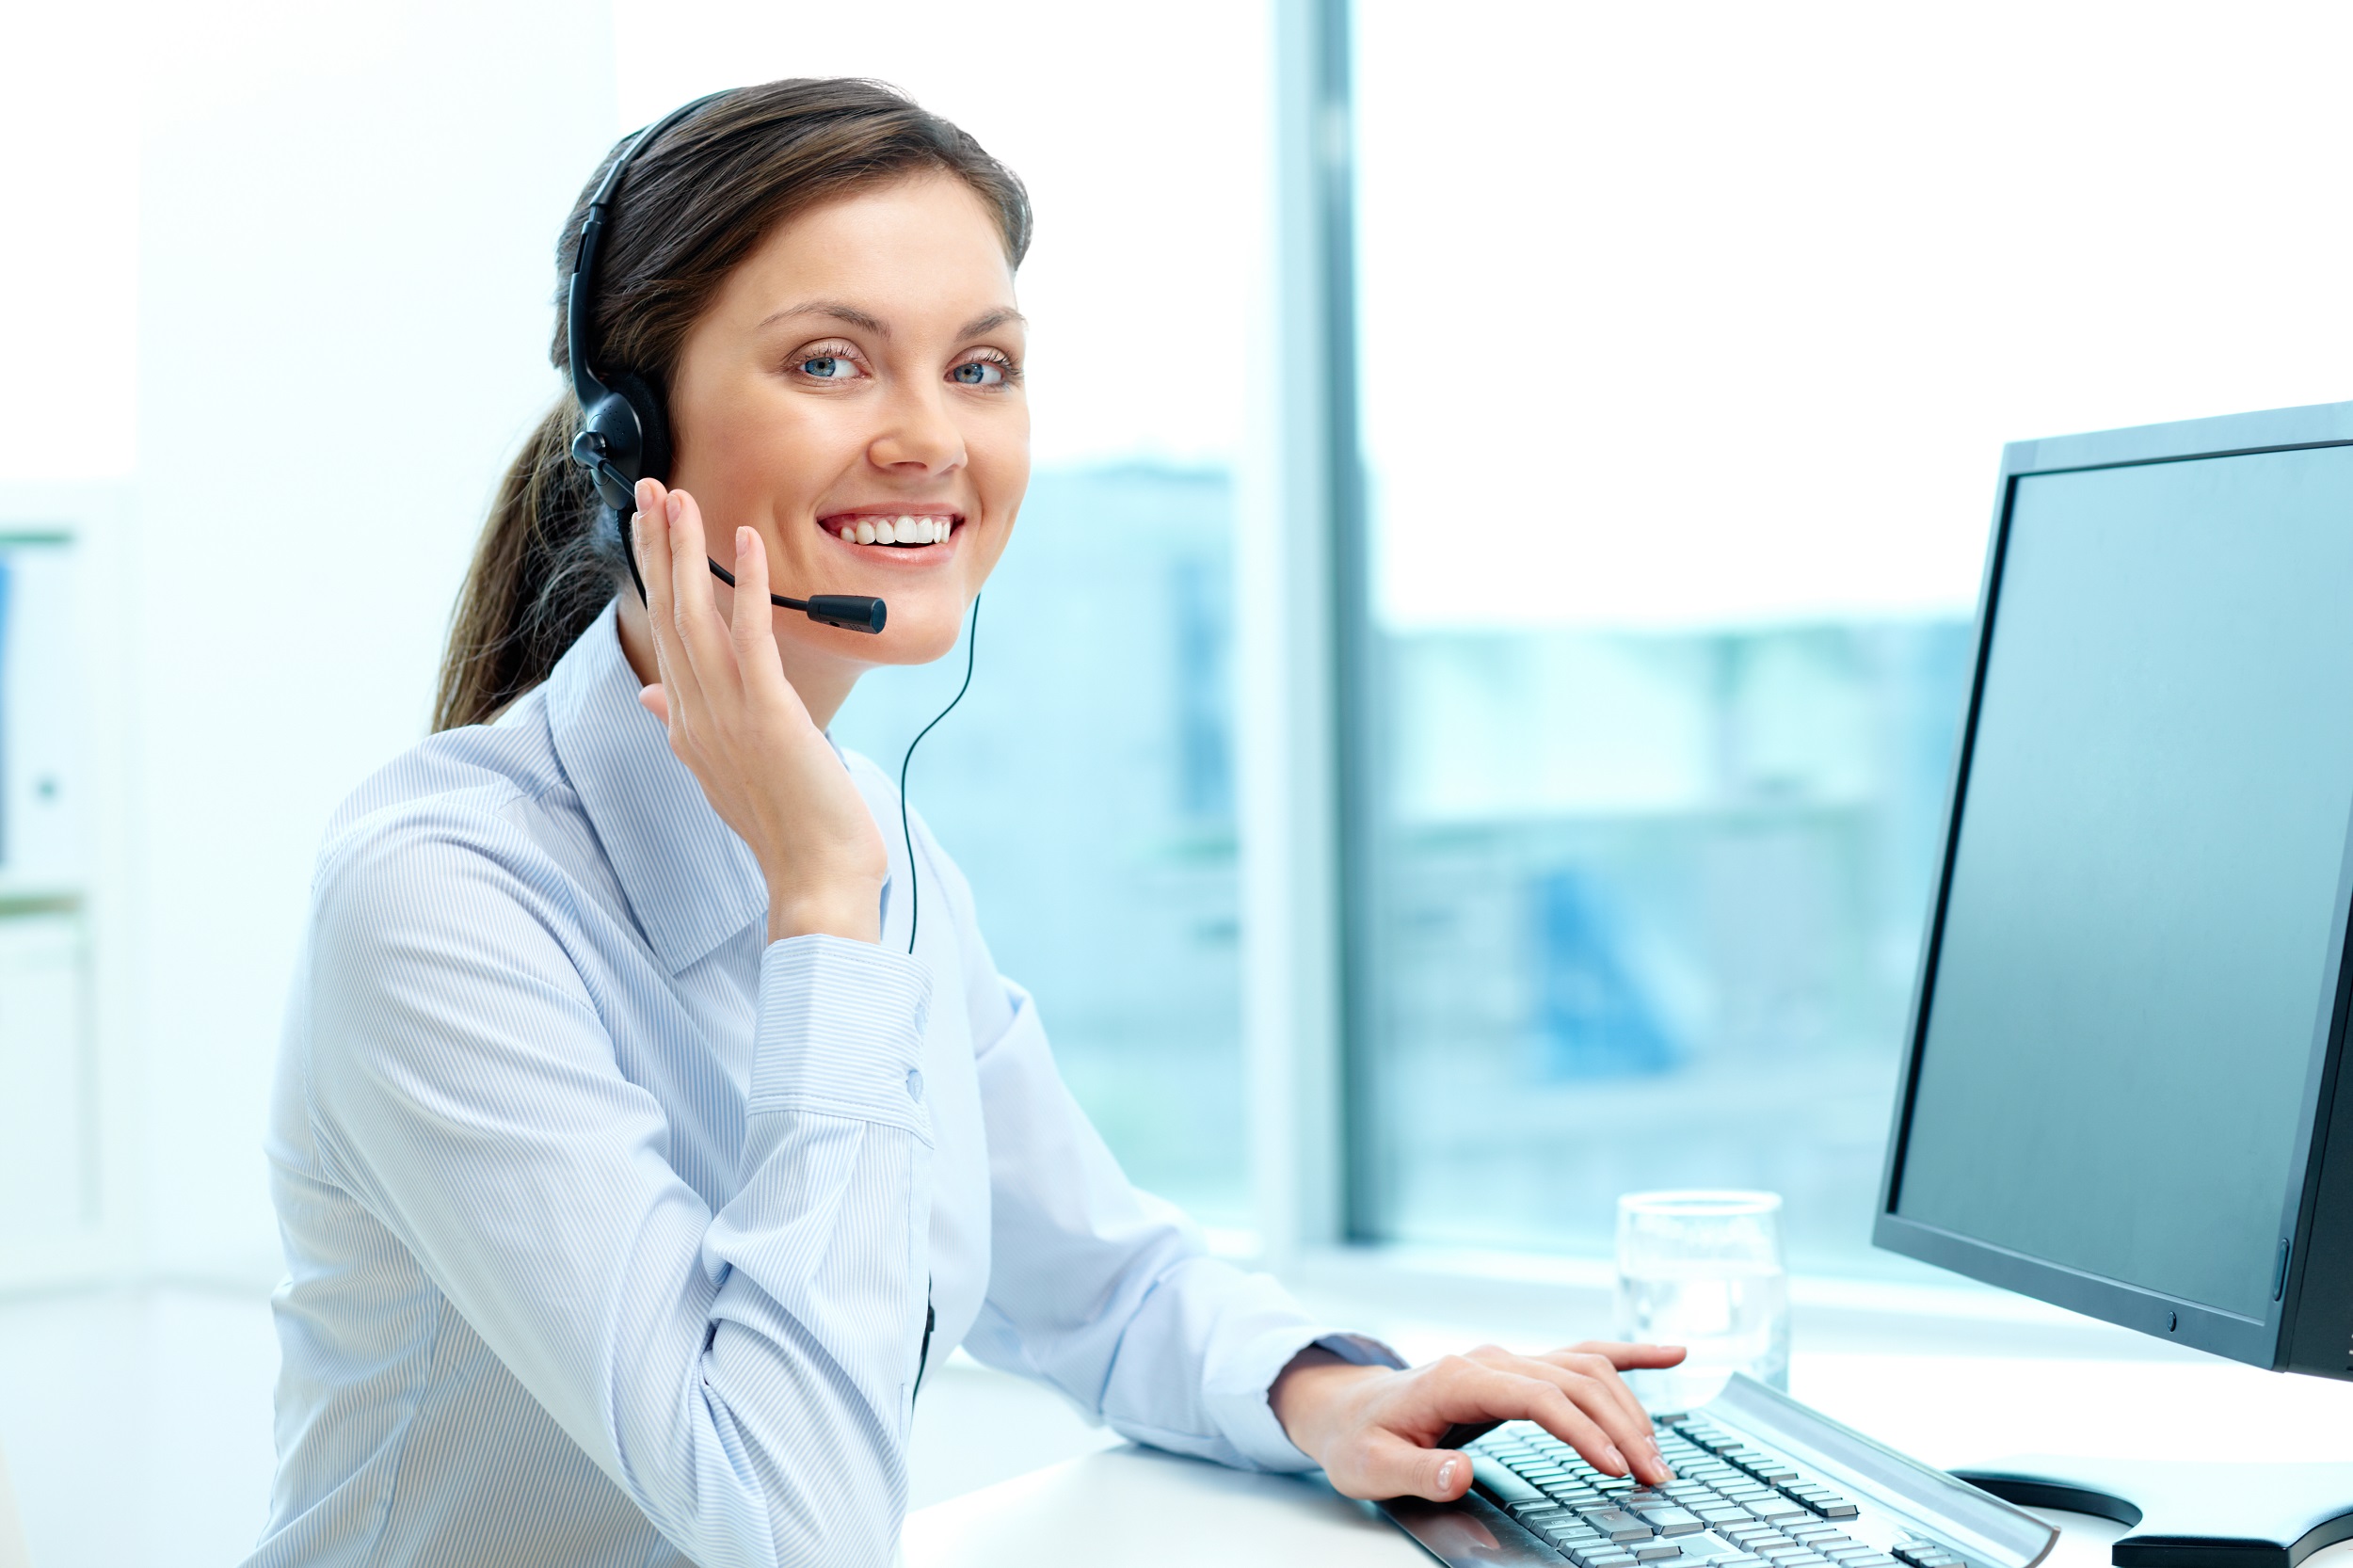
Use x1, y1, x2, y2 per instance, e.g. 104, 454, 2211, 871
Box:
1634, 1544, 1687, 1563
1529, 1517, 1608, 1550
1588, 1510, 1658, 1544
1840, 1557, 1897, 1568
1637, 1508, 1708, 1537
1472, 1457, 1546, 1507
1813, 1501, 1860, 1522
1893, 1548, 1964, 1568
1582, 1554, 1642, 1568
1746, 1498, 1809, 1522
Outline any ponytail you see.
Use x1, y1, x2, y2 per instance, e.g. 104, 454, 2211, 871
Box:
432, 400, 621, 731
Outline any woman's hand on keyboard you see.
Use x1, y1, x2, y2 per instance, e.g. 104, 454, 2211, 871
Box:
1270, 1340, 1686, 1501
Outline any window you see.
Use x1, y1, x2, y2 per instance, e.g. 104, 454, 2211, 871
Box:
1339, 0, 2353, 1269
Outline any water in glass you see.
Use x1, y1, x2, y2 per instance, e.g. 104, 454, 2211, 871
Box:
1615, 1191, 1789, 1410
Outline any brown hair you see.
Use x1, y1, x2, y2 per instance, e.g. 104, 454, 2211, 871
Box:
432, 78, 1031, 730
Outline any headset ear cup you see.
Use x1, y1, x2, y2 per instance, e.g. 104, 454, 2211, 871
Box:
611, 370, 672, 485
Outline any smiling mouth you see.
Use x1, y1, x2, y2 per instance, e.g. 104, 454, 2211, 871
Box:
824, 512, 962, 549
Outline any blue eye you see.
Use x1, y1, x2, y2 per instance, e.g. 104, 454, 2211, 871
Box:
801, 355, 855, 379
951, 360, 1006, 387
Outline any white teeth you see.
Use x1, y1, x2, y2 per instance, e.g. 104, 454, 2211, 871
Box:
842, 515, 952, 544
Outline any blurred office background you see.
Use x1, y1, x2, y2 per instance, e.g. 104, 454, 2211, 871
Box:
9, 1, 2353, 1562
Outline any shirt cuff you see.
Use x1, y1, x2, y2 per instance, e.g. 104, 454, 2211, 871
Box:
747, 933, 934, 1139
1207, 1321, 1408, 1472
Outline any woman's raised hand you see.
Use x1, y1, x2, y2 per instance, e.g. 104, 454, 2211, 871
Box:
1270, 1340, 1687, 1501
632, 479, 889, 944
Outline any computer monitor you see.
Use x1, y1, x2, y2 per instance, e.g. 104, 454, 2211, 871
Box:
1874, 399, 2353, 1383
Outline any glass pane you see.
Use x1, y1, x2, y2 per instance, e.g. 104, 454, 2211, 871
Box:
1346, 0, 2353, 1270
833, 470, 1246, 1224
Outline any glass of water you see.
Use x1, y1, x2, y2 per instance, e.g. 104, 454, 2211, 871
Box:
1614, 1190, 1789, 1411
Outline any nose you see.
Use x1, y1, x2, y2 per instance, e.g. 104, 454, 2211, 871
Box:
870, 377, 966, 475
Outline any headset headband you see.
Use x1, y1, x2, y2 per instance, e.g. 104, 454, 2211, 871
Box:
567, 91, 728, 415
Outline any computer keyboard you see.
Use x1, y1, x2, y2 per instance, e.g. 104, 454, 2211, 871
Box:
1376, 1375, 2056, 1568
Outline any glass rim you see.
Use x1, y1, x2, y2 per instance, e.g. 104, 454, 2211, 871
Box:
1617, 1189, 1784, 1218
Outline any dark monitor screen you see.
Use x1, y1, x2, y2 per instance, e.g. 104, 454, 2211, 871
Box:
1891, 442, 2353, 1323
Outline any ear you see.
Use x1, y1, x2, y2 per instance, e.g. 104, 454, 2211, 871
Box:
611, 369, 673, 484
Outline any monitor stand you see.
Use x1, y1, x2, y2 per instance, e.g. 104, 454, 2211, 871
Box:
1955, 1457, 2353, 1568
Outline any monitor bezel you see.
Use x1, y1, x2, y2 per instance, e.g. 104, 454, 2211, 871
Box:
1872, 399, 2353, 1369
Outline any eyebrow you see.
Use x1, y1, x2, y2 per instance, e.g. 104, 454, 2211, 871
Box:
955, 307, 1027, 339
754, 300, 1028, 341
757, 299, 890, 336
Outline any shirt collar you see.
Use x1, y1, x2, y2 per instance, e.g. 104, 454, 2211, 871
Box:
543, 601, 768, 974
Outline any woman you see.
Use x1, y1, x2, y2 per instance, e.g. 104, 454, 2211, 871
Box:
251, 78, 1680, 1566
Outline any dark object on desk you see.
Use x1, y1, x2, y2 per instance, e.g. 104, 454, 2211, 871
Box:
1955, 1460, 2353, 1568
1872, 399, 2353, 1560
1381, 1375, 2053, 1568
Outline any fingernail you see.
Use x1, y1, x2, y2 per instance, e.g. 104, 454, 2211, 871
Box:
737, 526, 752, 557
1436, 1458, 1459, 1492
1604, 1445, 1627, 1475
666, 492, 682, 522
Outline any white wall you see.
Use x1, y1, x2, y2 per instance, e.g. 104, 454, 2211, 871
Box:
128, 0, 618, 1280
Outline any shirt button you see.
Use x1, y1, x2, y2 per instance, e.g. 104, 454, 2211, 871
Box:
904, 1067, 925, 1103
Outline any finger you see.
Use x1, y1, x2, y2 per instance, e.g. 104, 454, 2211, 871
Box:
1570, 1340, 1688, 1370
632, 485, 707, 742
728, 525, 790, 705
637, 683, 669, 725
1532, 1346, 1655, 1455
1516, 1352, 1671, 1485
1331, 1429, 1477, 1503
663, 487, 738, 697
1438, 1363, 1629, 1479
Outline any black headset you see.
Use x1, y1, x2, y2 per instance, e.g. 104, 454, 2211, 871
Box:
567, 93, 888, 636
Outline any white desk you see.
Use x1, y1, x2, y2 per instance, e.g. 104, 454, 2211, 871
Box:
906, 1349, 2353, 1568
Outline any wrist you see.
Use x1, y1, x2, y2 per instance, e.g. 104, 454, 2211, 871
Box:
1270, 1348, 1387, 1464
766, 883, 883, 944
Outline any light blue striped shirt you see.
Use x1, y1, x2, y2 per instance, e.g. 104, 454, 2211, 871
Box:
248, 602, 1397, 1567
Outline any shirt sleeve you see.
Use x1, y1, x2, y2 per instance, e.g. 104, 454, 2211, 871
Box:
300, 819, 932, 1568
958, 979, 1401, 1469
918, 815, 1405, 1471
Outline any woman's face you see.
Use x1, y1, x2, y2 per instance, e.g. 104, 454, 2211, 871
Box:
665, 171, 1028, 670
